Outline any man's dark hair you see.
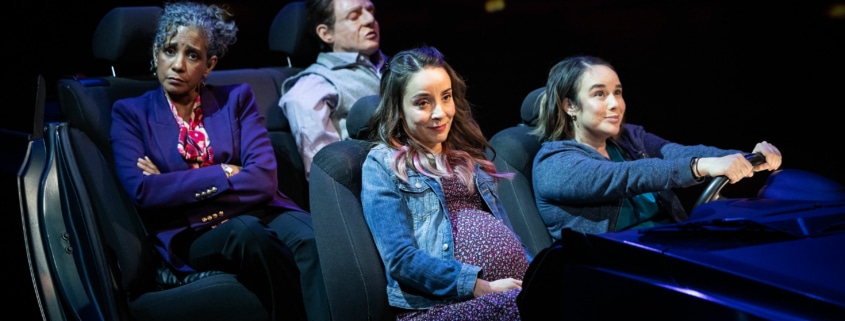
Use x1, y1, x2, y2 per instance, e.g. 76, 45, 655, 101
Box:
307, 0, 335, 52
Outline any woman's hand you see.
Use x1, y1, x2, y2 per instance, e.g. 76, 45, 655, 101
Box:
221, 163, 242, 178
697, 154, 754, 184
751, 141, 782, 172
473, 278, 523, 297
137, 156, 160, 175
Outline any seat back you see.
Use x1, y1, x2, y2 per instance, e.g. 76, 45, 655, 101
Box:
310, 95, 395, 320
487, 87, 552, 256
57, 77, 159, 158
45, 6, 268, 320
266, 0, 320, 70
256, 0, 322, 211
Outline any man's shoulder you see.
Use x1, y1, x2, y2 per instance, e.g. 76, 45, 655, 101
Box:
281, 67, 332, 94
281, 73, 336, 99
282, 53, 334, 84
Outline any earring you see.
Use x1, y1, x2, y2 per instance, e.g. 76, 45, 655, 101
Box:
194, 77, 206, 93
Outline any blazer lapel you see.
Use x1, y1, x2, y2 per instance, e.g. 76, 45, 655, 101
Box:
149, 87, 186, 169
200, 86, 233, 164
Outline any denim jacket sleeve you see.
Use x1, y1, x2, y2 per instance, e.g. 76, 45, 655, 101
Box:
361, 145, 480, 302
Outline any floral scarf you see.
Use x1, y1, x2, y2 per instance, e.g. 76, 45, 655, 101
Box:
169, 95, 213, 168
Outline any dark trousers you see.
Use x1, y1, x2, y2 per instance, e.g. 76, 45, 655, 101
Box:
189, 214, 308, 321
268, 211, 330, 321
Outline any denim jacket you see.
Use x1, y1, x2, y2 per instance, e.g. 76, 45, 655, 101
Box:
361, 143, 530, 310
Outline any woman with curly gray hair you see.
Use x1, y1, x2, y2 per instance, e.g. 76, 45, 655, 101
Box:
110, 2, 320, 320
150, 1, 238, 73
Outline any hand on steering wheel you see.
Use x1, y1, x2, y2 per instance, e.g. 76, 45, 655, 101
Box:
692, 153, 766, 209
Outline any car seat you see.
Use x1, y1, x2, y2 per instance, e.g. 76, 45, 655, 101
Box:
258, 0, 321, 211
39, 6, 270, 320
487, 87, 553, 256
310, 89, 554, 319
309, 94, 395, 320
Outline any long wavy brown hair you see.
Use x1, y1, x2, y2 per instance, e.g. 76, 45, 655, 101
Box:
367, 46, 512, 192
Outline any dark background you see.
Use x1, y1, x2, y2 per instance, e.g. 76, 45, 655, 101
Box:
7, 0, 845, 319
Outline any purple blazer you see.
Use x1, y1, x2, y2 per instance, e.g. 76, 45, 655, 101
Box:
111, 83, 303, 272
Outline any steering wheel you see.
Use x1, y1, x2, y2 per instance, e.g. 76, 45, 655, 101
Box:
691, 152, 766, 209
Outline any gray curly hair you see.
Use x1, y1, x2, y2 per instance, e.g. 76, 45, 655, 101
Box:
151, 1, 238, 68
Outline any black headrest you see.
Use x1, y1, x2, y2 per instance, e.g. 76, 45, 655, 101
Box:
520, 87, 545, 126
268, 1, 320, 67
346, 95, 380, 140
92, 6, 162, 65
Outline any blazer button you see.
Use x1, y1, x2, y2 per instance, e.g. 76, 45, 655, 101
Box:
218, 210, 224, 217
195, 192, 201, 199
201, 217, 208, 222
211, 187, 218, 193
212, 213, 218, 219
442, 243, 449, 251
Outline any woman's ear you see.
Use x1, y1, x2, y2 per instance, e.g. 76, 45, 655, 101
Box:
564, 98, 575, 115
204, 55, 218, 78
